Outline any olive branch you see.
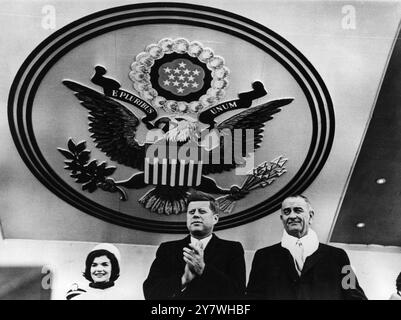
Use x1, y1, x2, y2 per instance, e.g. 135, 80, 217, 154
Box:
58, 139, 127, 200
217, 156, 288, 214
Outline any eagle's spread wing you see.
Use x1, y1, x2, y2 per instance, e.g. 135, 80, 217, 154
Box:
63, 80, 145, 171
201, 98, 293, 174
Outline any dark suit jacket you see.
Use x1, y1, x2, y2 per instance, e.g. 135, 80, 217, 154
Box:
246, 243, 367, 300
143, 234, 246, 300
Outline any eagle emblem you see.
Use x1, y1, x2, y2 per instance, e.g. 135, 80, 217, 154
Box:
59, 38, 293, 215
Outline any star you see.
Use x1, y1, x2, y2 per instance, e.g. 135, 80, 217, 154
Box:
178, 75, 185, 81
177, 87, 184, 93
187, 75, 194, 81
192, 82, 199, 88
193, 69, 200, 76
174, 68, 181, 74
182, 82, 189, 87
173, 81, 180, 86
168, 74, 175, 80
183, 69, 190, 75
179, 62, 186, 68
163, 67, 171, 73
163, 80, 170, 86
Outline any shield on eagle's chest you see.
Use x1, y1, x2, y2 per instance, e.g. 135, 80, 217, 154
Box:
144, 141, 203, 188
8, 3, 334, 232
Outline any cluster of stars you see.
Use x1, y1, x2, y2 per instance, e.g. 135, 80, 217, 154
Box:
160, 60, 203, 95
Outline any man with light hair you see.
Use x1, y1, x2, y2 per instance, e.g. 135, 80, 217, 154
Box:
247, 194, 367, 300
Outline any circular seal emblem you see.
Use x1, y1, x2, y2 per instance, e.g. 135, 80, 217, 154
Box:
130, 38, 228, 113
8, 3, 334, 233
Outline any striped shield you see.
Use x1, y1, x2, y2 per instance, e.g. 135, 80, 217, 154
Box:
144, 141, 203, 187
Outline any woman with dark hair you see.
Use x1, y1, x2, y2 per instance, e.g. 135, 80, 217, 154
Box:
389, 272, 401, 300
66, 243, 127, 300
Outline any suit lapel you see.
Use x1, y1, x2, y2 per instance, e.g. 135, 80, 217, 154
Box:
280, 246, 300, 282
178, 234, 218, 263
301, 244, 324, 276
203, 234, 219, 262
176, 235, 191, 268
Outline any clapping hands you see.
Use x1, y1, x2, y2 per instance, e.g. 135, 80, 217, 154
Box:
181, 241, 205, 287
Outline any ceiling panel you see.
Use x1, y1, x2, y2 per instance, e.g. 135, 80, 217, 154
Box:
331, 25, 401, 246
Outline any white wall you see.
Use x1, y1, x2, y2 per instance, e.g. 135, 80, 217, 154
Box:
0, 238, 399, 300
332, 243, 401, 300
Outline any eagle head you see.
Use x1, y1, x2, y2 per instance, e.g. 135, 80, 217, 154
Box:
163, 115, 200, 143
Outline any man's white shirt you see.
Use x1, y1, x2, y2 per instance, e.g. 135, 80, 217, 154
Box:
281, 228, 319, 275
191, 234, 213, 249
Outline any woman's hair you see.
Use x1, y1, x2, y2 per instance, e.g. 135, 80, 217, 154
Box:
396, 272, 401, 291
83, 249, 120, 283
